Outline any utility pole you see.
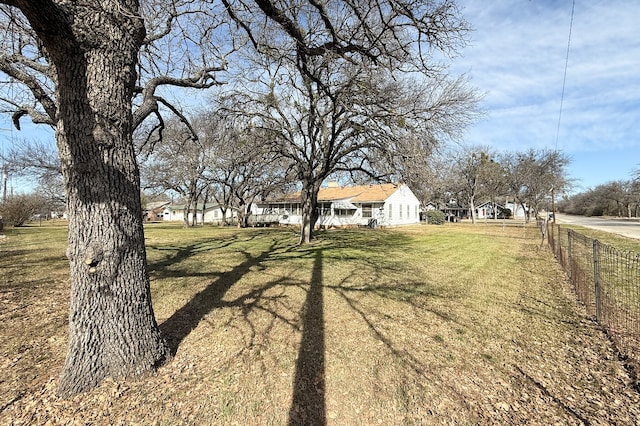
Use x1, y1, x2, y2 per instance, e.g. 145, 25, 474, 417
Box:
551, 186, 556, 224
2, 164, 7, 202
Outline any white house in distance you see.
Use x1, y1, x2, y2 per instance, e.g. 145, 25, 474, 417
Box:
475, 201, 527, 220
160, 203, 236, 225
254, 182, 421, 228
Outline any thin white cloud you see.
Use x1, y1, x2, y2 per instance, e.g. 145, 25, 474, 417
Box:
452, 0, 640, 187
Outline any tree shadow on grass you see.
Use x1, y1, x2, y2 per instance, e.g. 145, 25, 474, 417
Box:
158, 235, 293, 355
514, 365, 590, 424
156, 228, 467, 422
147, 233, 255, 279
156, 231, 329, 424
284, 240, 461, 425
288, 249, 326, 426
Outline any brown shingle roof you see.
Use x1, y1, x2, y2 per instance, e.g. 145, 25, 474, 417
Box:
278, 183, 400, 203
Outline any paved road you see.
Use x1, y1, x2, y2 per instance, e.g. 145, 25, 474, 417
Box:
554, 213, 640, 239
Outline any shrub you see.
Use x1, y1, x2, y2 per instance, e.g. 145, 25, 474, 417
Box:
0, 194, 47, 227
426, 210, 446, 225
500, 208, 512, 219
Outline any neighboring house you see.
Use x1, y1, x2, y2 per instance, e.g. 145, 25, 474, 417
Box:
502, 200, 528, 219
50, 210, 67, 220
423, 202, 438, 212
475, 202, 501, 220
144, 201, 170, 221
161, 203, 237, 225
441, 201, 468, 222
436, 198, 528, 221
254, 182, 421, 228
475, 201, 527, 219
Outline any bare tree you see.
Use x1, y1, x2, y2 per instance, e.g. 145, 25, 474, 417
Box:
141, 110, 291, 227
560, 180, 639, 218
141, 117, 214, 227
452, 147, 495, 224
413, 150, 457, 211
479, 154, 508, 220
502, 149, 571, 221
229, 45, 480, 242
205, 120, 291, 228
0, 138, 65, 202
0, 191, 46, 226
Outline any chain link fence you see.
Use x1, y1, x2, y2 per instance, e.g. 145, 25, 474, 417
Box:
546, 222, 640, 374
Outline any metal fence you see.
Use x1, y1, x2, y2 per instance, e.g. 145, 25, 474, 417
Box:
547, 223, 640, 373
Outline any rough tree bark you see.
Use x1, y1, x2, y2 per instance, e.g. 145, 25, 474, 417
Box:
300, 178, 322, 244
4, 1, 170, 395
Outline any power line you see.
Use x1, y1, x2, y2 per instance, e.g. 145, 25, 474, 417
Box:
555, 0, 576, 150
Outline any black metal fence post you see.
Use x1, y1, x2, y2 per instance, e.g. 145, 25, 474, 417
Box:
567, 228, 572, 281
593, 239, 601, 322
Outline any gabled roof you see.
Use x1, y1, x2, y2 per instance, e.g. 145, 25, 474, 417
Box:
146, 201, 171, 211
476, 201, 505, 209
275, 183, 401, 203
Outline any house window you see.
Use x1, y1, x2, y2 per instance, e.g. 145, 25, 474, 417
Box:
335, 209, 352, 216
399, 204, 403, 219
406, 205, 410, 218
362, 204, 372, 218
388, 204, 393, 219
316, 203, 330, 216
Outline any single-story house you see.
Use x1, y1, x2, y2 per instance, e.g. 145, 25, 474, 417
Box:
437, 199, 528, 221
144, 201, 171, 221
475, 201, 528, 219
161, 203, 237, 225
475, 202, 503, 219
506, 201, 528, 219
253, 182, 421, 228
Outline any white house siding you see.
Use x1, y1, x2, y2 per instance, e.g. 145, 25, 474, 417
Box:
203, 208, 236, 224
354, 202, 385, 227
381, 185, 421, 226
475, 203, 497, 220
500, 202, 527, 219
254, 183, 421, 228
161, 205, 235, 224
474, 201, 528, 220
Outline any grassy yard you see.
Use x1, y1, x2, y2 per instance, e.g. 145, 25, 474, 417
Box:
550, 222, 640, 253
1, 221, 639, 424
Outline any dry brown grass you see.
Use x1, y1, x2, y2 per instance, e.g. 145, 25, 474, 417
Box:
1, 221, 639, 425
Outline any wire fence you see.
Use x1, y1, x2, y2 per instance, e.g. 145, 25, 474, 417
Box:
546, 222, 640, 374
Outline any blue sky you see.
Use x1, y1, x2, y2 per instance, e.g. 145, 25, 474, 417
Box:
452, 0, 640, 194
2, 0, 639, 196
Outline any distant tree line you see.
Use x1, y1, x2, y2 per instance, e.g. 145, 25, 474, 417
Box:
557, 173, 640, 217
1, 140, 572, 227
421, 146, 571, 223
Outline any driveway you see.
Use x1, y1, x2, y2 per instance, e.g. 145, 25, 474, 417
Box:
554, 213, 640, 239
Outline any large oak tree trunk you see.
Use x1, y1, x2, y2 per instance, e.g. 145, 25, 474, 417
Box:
14, 1, 170, 395
300, 180, 321, 244
469, 196, 476, 224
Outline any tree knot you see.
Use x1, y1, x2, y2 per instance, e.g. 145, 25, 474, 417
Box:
84, 243, 104, 272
